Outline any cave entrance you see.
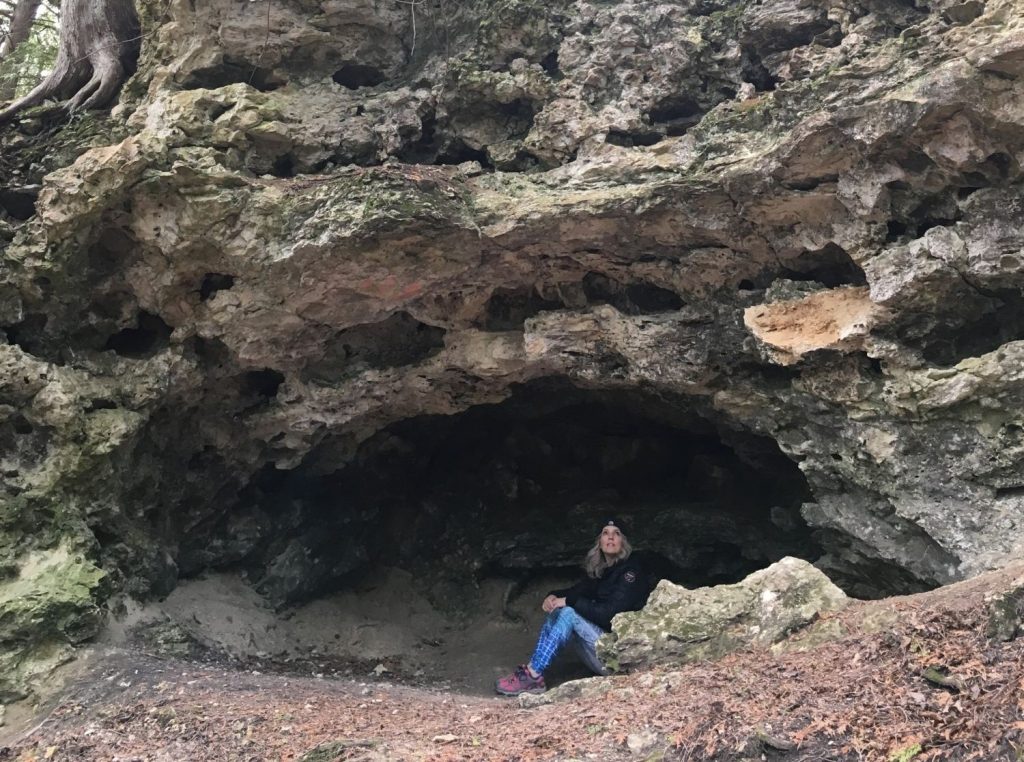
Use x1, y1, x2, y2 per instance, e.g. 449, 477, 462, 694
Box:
160, 382, 822, 693
243, 382, 820, 603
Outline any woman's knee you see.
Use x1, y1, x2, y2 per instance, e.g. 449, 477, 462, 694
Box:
544, 606, 577, 629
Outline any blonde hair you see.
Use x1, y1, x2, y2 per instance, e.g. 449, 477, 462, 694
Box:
583, 530, 632, 579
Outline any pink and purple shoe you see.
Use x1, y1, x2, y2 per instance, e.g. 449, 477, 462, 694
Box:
495, 664, 546, 696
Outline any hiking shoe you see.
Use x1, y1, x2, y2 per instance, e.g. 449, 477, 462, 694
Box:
495, 665, 546, 696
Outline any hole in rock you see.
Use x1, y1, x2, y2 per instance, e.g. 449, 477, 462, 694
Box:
397, 111, 439, 164
647, 95, 705, 136
778, 243, 867, 288
241, 368, 285, 399
783, 174, 838, 192
740, 50, 779, 92
582, 273, 684, 314
624, 283, 684, 312
436, 140, 492, 168
899, 149, 937, 174
540, 50, 560, 78
2, 313, 47, 354
332, 63, 386, 90
813, 27, 844, 48
271, 154, 297, 178
182, 58, 285, 92
886, 190, 964, 242
976, 152, 1018, 183
495, 99, 537, 141
190, 335, 232, 369
919, 289, 1024, 366
395, 112, 498, 170
0, 413, 52, 472
605, 129, 663, 148
479, 286, 566, 331
301, 312, 446, 384
199, 273, 236, 301
103, 311, 173, 358
886, 220, 909, 241
0, 186, 39, 220
165, 384, 842, 692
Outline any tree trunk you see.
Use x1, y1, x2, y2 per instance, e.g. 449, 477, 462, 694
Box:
0, 0, 43, 101
0, 0, 43, 60
0, 0, 138, 122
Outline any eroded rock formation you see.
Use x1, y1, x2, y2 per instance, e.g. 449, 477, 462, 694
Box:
2, 0, 1024, 699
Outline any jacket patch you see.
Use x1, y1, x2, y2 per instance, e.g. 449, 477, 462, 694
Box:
624, 571, 636, 583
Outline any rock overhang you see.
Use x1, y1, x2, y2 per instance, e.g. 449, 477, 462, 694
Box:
1, 0, 1024, 702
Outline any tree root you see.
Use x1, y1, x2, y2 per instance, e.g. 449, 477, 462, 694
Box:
0, 0, 139, 123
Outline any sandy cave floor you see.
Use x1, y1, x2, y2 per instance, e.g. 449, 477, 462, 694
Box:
2, 564, 1024, 761
127, 569, 596, 695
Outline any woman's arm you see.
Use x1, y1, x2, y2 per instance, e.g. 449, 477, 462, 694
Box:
548, 577, 597, 602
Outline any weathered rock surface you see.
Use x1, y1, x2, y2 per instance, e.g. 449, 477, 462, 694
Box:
985, 575, 1024, 641
1, 0, 1024, 699
599, 556, 848, 671
0, 542, 106, 701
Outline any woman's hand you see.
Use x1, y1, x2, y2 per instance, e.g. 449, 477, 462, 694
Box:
542, 595, 567, 613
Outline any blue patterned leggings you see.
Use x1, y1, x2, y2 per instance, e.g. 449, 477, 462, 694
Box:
529, 606, 608, 676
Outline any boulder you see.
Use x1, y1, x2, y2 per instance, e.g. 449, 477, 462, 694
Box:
985, 575, 1024, 641
599, 557, 848, 671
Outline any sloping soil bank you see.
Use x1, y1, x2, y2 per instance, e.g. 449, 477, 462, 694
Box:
2, 563, 1023, 761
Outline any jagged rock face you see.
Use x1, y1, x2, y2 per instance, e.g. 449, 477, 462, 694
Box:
598, 556, 849, 672
2, 0, 1024, 699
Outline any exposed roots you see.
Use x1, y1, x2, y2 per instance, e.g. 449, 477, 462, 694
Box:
0, 0, 139, 123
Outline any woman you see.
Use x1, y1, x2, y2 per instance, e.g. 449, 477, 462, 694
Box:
495, 519, 648, 696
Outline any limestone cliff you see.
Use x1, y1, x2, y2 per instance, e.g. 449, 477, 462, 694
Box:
2, 0, 1024, 700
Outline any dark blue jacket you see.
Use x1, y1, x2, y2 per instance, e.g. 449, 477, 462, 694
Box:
551, 556, 649, 631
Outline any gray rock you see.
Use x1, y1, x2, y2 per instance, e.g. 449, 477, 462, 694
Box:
985, 575, 1024, 641
600, 558, 848, 671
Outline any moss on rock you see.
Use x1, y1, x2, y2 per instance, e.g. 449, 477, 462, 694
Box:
0, 542, 106, 701
600, 557, 848, 672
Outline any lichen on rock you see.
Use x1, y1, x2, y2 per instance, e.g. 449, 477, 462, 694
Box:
599, 557, 848, 672
0, 542, 106, 701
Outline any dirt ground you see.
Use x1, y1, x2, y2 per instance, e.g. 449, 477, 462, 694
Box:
98, 568, 594, 695
2, 563, 1023, 761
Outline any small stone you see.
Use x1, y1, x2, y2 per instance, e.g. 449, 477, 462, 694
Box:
626, 729, 659, 754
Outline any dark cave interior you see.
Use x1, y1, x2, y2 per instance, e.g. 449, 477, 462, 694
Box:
179, 383, 826, 611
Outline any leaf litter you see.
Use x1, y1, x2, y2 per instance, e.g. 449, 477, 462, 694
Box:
2, 562, 1022, 761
